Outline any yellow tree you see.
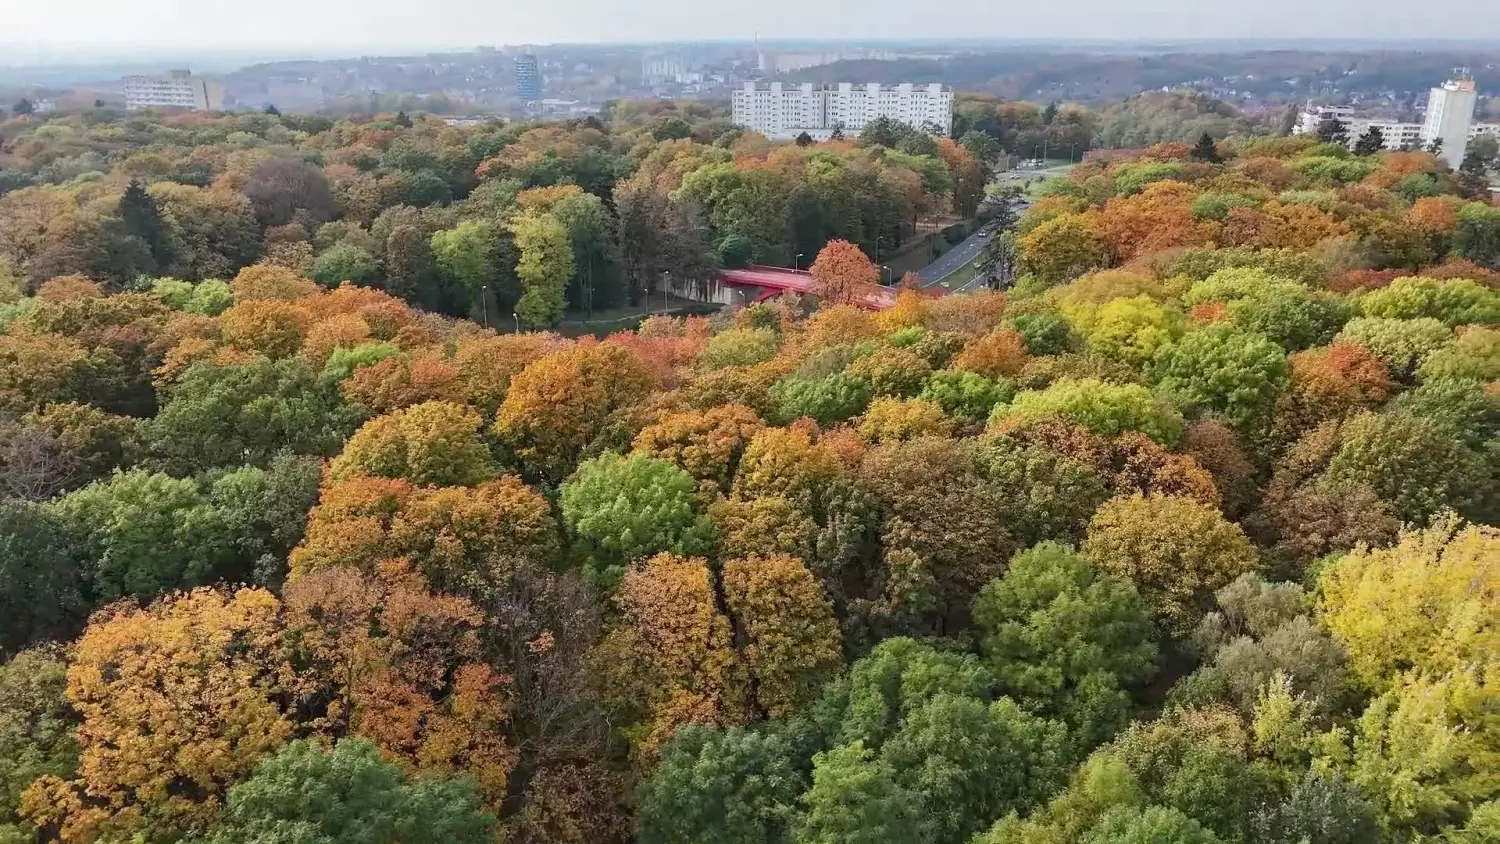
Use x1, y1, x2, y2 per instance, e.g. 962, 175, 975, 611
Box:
1083, 493, 1258, 634
509, 211, 573, 328
721, 554, 843, 717
330, 401, 496, 487
22, 588, 298, 842
1318, 516, 1498, 692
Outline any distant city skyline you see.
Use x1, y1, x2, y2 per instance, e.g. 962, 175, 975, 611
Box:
6, 0, 1500, 55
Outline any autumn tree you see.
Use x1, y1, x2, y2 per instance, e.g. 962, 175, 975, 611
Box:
631, 403, 765, 491
492, 342, 657, 482
721, 554, 843, 717
283, 563, 517, 808
21, 588, 299, 842
1083, 494, 1258, 634
810, 240, 878, 305
594, 553, 749, 757
1318, 516, 1496, 692
330, 401, 496, 487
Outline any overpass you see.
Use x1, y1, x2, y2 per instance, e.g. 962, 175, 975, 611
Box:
719, 266, 912, 310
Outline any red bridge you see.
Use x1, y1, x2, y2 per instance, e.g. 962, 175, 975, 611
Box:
719, 266, 916, 310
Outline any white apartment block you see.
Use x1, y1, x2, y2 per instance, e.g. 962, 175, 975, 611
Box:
123, 70, 225, 111
732, 82, 953, 141
1291, 77, 1495, 165
1422, 78, 1478, 167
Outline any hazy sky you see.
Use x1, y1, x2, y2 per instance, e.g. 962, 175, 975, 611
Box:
8, 0, 1500, 51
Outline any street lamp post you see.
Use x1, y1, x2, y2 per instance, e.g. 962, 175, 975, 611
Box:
512, 312, 520, 334
875, 235, 885, 265
882, 265, 893, 286
662, 271, 671, 315
794, 253, 805, 272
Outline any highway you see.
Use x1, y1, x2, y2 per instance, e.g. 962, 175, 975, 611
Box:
916, 198, 1033, 289
917, 227, 991, 287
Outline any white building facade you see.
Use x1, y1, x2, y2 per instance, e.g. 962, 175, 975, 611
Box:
732, 82, 953, 141
1422, 78, 1479, 167
123, 70, 224, 111
1291, 78, 1494, 165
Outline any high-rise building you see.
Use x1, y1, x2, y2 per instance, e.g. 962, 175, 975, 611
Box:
122, 70, 224, 111
1291, 78, 1498, 159
1421, 77, 1478, 167
731, 82, 952, 141
514, 54, 541, 103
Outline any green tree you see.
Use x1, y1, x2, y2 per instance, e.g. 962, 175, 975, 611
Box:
637, 725, 803, 844
1320, 411, 1493, 524
1457, 149, 1493, 200
144, 358, 356, 475
974, 439, 1111, 548
431, 220, 497, 315
1083, 805, 1226, 844
770, 373, 872, 426
118, 180, 173, 272
992, 378, 1184, 446
0, 648, 78, 841
1353, 126, 1387, 156
1148, 324, 1288, 432
1453, 202, 1500, 269
919, 369, 1015, 424
973, 542, 1158, 753
510, 212, 573, 327
794, 742, 926, 844
198, 738, 495, 844
309, 242, 381, 287
0, 503, 83, 656
1315, 117, 1349, 146
48, 470, 233, 602
1190, 133, 1221, 163
882, 693, 1067, 844
560, 453, 714, 584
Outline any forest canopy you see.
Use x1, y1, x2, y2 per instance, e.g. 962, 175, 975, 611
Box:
0, 100, 1498, 844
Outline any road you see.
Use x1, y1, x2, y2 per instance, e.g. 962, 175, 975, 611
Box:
916, 198, 1034, 289
917, 227, 992, 287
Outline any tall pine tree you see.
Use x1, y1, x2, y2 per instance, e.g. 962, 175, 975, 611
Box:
1190, 132, 1221, 163
1457, 150, 1493, 200
1353, 126, 1387, 156
118, 180, 173, 274
1315, 116, 1349, 146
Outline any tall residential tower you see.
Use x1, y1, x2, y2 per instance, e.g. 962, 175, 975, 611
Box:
514, 54, 541, 103
1422, 77, 1479, 167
